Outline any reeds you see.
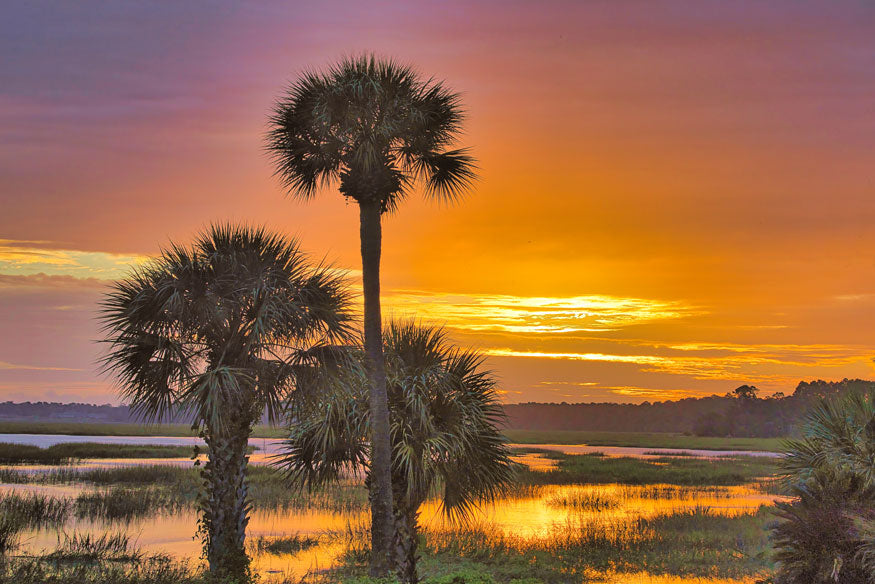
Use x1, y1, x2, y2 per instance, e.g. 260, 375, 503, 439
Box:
0, 491, 71, 527
45, 531, 141, 562
0, 442, 196, 464
74, 487, 184, 521
249, 533, 320, 555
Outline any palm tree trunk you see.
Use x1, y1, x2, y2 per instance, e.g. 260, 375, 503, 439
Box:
359, 199, 395, 577
392, 484, 421, 584
201, 420, 251, 580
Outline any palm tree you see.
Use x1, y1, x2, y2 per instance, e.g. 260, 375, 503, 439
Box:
99, 224, 352, 580
278, 321, 514, 583
266, 54, 477, 575
772, 391, 875, 583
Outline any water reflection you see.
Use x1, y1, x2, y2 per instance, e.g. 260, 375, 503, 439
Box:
3, 478, 779, 581
0, 435, 779, 582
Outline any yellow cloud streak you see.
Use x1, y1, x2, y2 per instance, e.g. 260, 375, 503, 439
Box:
380, 289, 698, 334
0, 241, 147, 280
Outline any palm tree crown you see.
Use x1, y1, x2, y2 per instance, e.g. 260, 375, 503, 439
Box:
101, 224, 352, 428
266, 55, 477, 212
278, 321, 514, 582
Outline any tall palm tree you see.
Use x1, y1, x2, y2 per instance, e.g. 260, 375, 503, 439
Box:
266, 54, 477, 575
100, 224, 352, 580
278, 321, 514, 583
772, 391, 875, 583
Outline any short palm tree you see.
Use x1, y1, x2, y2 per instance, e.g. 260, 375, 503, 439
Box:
278, 321, 514, 583
772, 391, 875, 583
266, 54, 477, 575
100, 225, 352, 580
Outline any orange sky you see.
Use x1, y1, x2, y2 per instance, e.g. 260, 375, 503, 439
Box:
1, 2, 873, 404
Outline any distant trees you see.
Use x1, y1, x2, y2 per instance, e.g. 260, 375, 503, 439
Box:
279, 322, 514, 583
100, 225, 352, 580
772, 391, 875, 583
503, 380, 875, 439
266, 55, 477, 576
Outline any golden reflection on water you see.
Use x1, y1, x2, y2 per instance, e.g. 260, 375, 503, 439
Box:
417, 483, 778, 539
1, 470, 780, 582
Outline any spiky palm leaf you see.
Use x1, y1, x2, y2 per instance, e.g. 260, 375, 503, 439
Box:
100, 224, 353, 578
266, 55, 477, 213
267, 54, 479, 577
277, 321, 514, 582
772, 391, 875, 584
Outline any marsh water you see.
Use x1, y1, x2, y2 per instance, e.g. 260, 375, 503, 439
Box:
0, 434, 781, 583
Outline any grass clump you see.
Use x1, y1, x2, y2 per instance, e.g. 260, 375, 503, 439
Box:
0, 556, 203, 584
44, 531, 141, 563
503, 429, 784, 452
0, 514, 23, 554
0, 420, 285, 438
74, 487, 183, 521
249, 533, 320, 555
0, 491, 70, 527
248, 466, 368, 512
518, 451, 779, 486
0, 442, 197, 464
43, 465, 201, 489
546, 490, 619, 511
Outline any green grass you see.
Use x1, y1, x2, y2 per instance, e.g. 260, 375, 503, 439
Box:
0, 491, 71, 527
517, 450, 779, 486
74, 487, 184, 521
545, 490, 619, 511
0, 423, 785, 451
0, 421, 286, 438
327, 507, 775, 583
44, 531, 142, 563
503, 429, 784, 452
0, 442, 200, 463
0, 447, 784, 583
249, 533, 321, 555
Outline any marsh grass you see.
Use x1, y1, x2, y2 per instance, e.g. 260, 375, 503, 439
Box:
0, 421, 285, 439
74, 487, 184, 522
43, 532, 142, 563
0, 491, 70, 527
642, 450, 697, 457
410, 506, 774, 583
0, 514, 23, 554
0, 556, 204, 584
546, 490, 619, 511
0, 442, 199, 464
503, 429, 784, 452
247, 466, 368, 512
518, 451, 779, 486
39, 465, 201, 490
249, 533, 321, 555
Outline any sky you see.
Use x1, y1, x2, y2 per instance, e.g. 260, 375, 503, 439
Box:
1, 1, 873, 405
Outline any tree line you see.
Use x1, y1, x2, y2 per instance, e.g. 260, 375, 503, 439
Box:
502, 379, 875, 438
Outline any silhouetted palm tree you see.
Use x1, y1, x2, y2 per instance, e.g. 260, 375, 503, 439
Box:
266, 54, 477, 575
772, 391, 875, 583
100, 225, 352, 580
278, 322, 513, 583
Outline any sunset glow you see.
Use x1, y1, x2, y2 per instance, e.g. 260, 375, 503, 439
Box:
1, 2, 873, 404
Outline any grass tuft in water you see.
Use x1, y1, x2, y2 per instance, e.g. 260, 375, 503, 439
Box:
45, 531, 142, 563
249, 533, 321, 555
74, 487, 184, 521
0, 491, 71, 527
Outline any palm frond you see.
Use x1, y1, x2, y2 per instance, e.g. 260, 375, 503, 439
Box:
266, 54, 478, 213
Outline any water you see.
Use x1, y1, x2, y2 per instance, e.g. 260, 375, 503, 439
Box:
0, 434, 780, 582
0, 433, 781, 459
